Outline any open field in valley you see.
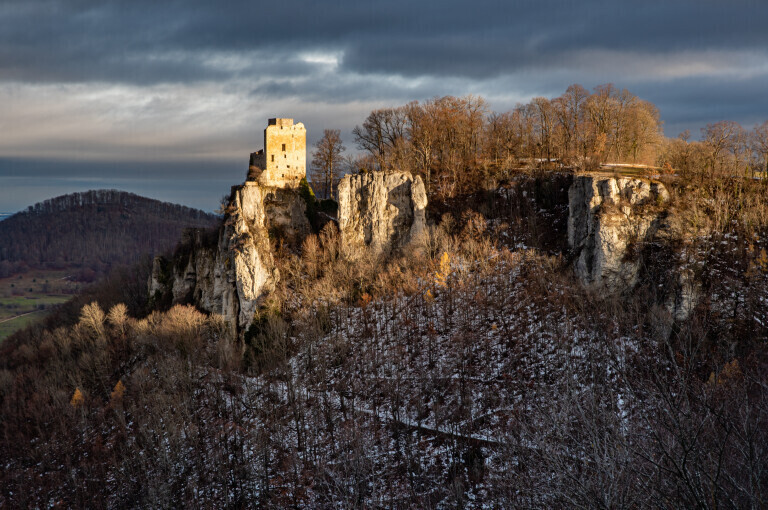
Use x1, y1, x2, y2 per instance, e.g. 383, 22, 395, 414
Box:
0, 270, 79, 342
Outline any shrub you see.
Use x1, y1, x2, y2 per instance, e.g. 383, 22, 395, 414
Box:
243, 311, 289, 375
318, 198, 338, 215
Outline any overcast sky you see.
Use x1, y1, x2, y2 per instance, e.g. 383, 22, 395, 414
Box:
1, 0, 766, 212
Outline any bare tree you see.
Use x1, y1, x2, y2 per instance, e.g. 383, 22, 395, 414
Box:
625, 99, 662, 163
311, 129, 346, 199
554, 84, 590, 161
352, 107, 409, 172
484, 111, 520, 178
531, 97, 555, 163
407, 100, 440, 192
751, 120, 768, 176
702, 121, 742, 177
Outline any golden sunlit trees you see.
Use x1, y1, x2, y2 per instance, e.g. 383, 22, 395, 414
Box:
659, 130, 706, 181
484, 112, 519, 172
354, 95, 489, 198
584, 84, 617, 161
107, 302, 129, 335
351, 85, 670, 198
554, 84, 590, 162
352, 106, 409, 173
531, 97, 555, 162
406, 100, 440, 192
79, 301, 106, 342
580, 84, 664, 164
429, 95, 488, 197
70, 387, 84, 408
669, 120, 768, 180
624, 99, 663, 163
750, 120, 768, 176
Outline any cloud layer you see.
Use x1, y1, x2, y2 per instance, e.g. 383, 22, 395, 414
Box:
1, 0, 766, 211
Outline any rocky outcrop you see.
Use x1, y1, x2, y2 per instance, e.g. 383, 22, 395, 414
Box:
149, 182, 309, 332
150, 170, 429, 334
568, 175, 669, 290
337, 171, 427, 256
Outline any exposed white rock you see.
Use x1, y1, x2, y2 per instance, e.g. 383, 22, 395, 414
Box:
149, 182, 309, 332
568, 175, 669, 290
667, 268, 701, 321
337, 171, 427, 257
150, 170, 425, 334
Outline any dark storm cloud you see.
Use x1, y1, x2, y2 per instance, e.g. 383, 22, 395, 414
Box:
629, 74, 768, 137
342, 1, 768, 79
250, 74, 450, 105
1, 0, 766, 84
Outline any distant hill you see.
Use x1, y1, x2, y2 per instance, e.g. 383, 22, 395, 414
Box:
0, 190, 219, 278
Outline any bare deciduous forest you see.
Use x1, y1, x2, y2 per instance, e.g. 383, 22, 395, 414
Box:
2, 85, 768, 508
343, 85, 768, 200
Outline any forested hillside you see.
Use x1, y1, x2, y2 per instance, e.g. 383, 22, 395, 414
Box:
0, 190, 219, 278
1, 85, 768, 508
2, 173, 767, 507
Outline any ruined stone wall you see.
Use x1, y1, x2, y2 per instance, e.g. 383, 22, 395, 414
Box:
249, 150, 266, 180
257, 118, 306, 189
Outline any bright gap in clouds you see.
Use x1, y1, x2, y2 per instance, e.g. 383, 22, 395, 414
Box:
299, 51, 342, 67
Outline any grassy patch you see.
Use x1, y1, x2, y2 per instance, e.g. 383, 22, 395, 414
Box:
0, 311, 51, 342
0, 270, 80, 342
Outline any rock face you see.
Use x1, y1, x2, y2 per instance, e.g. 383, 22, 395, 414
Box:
337, 171, 427, 256
149, 182, 310, 332
150, 171, 429, 334
568, 175, 669, 289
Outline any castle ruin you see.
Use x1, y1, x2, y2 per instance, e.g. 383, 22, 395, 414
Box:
249, 118, 306, 188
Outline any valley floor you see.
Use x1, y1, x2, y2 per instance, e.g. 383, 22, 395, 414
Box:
0, 270, 79, 341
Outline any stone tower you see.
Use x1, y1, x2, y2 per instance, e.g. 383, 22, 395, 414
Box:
249, 118, 306, 188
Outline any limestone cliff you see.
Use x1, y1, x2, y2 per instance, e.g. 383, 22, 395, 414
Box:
337, 171, 427, 256
149, 182, 309, 332
568, 175, 669, 289
150, 171, 429, 334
